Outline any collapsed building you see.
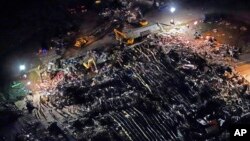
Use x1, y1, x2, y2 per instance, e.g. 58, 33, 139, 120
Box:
1, 0, 250, 140
1, 32, 248, 141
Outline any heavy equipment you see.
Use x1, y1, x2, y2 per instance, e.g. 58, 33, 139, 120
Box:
83, 58, 97, 71
114, 29, 134, 45
139, 19, 149, 27
74, 37, 88, 48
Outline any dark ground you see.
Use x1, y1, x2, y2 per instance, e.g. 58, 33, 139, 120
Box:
0, 0, 96, 90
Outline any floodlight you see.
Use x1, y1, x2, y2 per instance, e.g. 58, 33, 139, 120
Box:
170, 7, 176, 13
19, 65, 26, 71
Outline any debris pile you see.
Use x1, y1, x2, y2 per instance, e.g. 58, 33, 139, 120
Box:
99, 1, 145, 28
18, 34, 250, 140
0, 102, 22, 126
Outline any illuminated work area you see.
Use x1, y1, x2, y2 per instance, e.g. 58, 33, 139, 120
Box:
0, 0, 250, 140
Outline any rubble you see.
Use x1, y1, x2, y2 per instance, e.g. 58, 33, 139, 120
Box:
1, 2, 249, 140
10, 33, 248, 141
0, 102, 22, 126
240, 26, 248, 31
212, 28, 218, 33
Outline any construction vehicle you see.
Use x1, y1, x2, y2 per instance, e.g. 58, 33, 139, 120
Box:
139, 19, 149, 27
83, 58, 97, 71
114, 29, 134, 45
74, 37, 88, 48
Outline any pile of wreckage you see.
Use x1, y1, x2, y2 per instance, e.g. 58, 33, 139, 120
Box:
6, 33, 248, 141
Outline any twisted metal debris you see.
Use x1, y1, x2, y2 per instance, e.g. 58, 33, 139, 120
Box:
17, 33, 249, 141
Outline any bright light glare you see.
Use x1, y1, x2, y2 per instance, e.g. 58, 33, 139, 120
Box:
95, 0, 101, 4
194, 21, 198, 25
27, 81, 31, 85
170, 19, 175, 24
170, 7, 176, 13
19, 65, 26, 71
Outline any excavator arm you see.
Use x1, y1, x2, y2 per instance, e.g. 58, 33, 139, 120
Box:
114, 29, 127, 40
83, 58, 97, 70
113, 29, 134, 45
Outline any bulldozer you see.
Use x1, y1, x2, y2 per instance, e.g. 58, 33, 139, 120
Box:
114, 29, 134, 45
74, 37, 88, 48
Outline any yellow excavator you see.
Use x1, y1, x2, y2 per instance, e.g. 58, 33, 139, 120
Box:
114, 29, 134, 45
74, 37, 88, 48
83, 58, 97, 71
139, 19, 149, 27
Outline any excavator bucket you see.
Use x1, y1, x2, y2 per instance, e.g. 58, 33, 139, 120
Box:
83, 58, 96, 70
74, 41, 81, 48
114, 29, 127, 40
127, 38, 134, 45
